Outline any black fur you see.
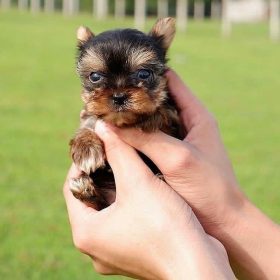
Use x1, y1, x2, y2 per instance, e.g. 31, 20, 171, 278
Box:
78, 28, 166, 63
78, 29, 167, 93
70, 20, 183, 208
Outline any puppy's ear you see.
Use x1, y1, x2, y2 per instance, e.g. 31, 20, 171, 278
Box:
77, 26, 94, 47
149, 17, 176, 50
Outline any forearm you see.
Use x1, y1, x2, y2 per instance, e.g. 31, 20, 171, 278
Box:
214, 195, 280, 279
156, 225, 235, 280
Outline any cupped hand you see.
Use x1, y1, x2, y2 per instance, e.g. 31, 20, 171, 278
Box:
112, 69, 245, 235
64, 120, 235, 280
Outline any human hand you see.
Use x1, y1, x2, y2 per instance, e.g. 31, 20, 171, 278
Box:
111, 70, 280, 280
112, 69, 244, 235
64, 121, 235, 280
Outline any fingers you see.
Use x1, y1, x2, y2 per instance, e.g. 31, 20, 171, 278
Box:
165, 70, 211, 131
63, 163, 97, 229
95, 120, 153, 189
114, 127, 194, 177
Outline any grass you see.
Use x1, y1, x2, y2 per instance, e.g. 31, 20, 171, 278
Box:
0, 9, 279, 279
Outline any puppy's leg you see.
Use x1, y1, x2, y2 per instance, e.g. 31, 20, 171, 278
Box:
70, 128, 105, 174
70, 128, 106, 205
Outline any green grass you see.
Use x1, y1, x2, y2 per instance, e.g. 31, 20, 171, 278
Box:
0, 9, 279, 279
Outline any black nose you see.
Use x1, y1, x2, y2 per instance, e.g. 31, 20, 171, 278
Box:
112, 93, 128, 106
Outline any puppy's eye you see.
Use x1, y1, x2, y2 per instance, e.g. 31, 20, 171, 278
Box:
137, 69, 151, 80
89, 72, 102, 83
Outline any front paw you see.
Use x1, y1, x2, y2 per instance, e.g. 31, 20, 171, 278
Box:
70, 129, 105, 174
69, 175, 97, 202
69, 174, 108, 208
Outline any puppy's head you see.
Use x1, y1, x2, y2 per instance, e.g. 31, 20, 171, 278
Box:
76, 18, 175, 127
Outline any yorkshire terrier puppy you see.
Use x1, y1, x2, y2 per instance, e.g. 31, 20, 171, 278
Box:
70, 17, 184, 208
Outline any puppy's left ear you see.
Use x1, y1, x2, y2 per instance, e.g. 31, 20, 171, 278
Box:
149, 17, 176, 50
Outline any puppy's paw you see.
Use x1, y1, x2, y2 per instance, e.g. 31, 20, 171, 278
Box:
69, 175, 97, 202
69, 175, 108, 208
70, 129, 105, 174
77, 146, 104, 174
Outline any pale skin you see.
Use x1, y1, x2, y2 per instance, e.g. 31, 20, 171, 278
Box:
64, 122, 235, 279
112, 70, 280, 279
64, 70, 280, 279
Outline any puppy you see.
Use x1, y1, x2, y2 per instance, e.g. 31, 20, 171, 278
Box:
69, 18, 184, 209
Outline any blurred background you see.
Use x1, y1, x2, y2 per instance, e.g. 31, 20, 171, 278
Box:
0, 0, 279, 279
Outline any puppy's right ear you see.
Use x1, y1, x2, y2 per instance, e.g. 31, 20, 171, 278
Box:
77, 26, 94, 48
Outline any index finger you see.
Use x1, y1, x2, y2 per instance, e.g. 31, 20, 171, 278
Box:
95, 121, 154, 193
166, 70, 211, 131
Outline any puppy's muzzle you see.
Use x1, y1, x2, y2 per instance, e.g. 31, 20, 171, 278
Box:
112, 92, 128, 106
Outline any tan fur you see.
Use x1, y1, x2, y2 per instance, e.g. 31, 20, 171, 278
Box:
151, 78, 168, 108
70, 128, 105, 174
70, 175, 96, 201
129, 49, 157, 69
150, 17, 176, 49
77, 49, 107, 75
103, 112, 139, 127
69, 174, 111, 209
83, 85, 166, 127
77, 26, 94, 44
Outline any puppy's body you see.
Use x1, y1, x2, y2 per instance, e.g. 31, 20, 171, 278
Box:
70, 18, 184, 208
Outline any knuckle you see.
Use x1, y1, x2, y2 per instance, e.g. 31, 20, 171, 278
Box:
72, 229, 89, 253
171, 145, 193, 169
178, 147, 192, 165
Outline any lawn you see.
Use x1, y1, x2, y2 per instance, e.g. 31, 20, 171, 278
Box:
0, 9, 279, 280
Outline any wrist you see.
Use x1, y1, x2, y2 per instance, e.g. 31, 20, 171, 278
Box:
156, 222, 235, 280
212, 193, 280, 279
206, 185, 247, 238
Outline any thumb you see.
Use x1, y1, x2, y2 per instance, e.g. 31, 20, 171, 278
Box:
95, 121, 153, 189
